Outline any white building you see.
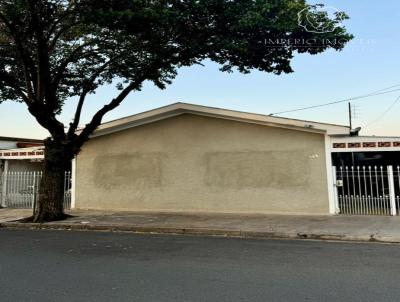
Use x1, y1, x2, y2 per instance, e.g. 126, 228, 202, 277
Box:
0, 136, 44, 173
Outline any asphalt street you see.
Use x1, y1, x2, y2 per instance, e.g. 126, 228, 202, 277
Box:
1, 229, 400, 302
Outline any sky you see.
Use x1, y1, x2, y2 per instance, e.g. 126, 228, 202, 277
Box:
1, 0, 400, 139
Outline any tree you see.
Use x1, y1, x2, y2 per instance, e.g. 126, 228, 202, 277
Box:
0, 0, 352, 222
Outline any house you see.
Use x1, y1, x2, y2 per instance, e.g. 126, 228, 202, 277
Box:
331, 136, 400, 167
328, 135, 400, 216
0, 136, 45, 208
0, 136, 44, 173
3, 103, 400, 216
74, 102, 350, 215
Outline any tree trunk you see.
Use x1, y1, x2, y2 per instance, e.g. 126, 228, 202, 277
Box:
33, 139, 73, 223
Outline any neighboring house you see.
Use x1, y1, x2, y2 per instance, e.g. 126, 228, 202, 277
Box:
75, 102, 350, 215
0, 136, 44, 173
0, 135, 43, 150
328, 135, 400, 216
0, 137, 74, 209
0, 136, 45, 208
331, 137, 400, 167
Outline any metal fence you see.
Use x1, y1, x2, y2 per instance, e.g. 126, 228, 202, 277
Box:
0, 171, 72, 209
333, 165, 400, 216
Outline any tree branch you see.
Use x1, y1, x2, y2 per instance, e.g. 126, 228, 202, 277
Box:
73, 54, 182, 148
27, 102, 66, 140
75, 76, 145, 148
0, 72, 30, 103
67, 56, 121, 137
0, 11, 36, 100
47, 0, 78, 50
48, 21, 81, 52
30, 1, 54, 104
52, 41, 95, 87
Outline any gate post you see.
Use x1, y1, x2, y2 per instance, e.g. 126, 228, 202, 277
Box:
1, 160, 8, 207
32, 172, 36, 212
387, 166, 396, 216
332, 166, 339, 214
71, 158, 76, 209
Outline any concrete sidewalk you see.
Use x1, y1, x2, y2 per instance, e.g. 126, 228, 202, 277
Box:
1, 209, 400, 243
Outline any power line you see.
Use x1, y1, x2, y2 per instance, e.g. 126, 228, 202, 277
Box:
363, 94, 400, 128
270, 88, 400, 115
269, 85, 400, 116
367, 84, 400, 93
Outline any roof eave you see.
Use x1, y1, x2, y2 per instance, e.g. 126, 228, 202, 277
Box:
89, 102, 349, 138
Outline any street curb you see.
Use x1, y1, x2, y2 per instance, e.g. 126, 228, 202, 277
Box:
1, 221, 399, 244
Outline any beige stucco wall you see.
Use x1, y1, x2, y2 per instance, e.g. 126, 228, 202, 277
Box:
76, 114, 330, 214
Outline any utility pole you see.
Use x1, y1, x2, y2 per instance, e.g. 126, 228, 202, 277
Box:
348, 102, 352, 130
348, 102, 355, 166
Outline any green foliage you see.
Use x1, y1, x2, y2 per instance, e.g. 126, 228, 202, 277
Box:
0, 0, 352, 142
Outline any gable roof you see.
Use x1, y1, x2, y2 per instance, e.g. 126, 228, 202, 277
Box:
0, 136, 43, 143
91, 102, 350, 138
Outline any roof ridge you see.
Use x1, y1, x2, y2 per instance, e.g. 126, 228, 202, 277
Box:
99, 102, 349, 129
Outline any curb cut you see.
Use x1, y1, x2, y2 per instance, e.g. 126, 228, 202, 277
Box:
1, 222, 399, 244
